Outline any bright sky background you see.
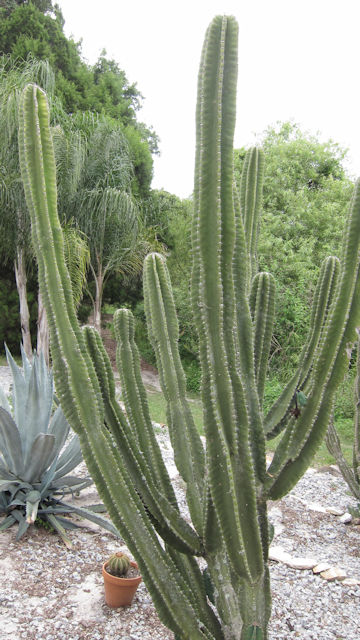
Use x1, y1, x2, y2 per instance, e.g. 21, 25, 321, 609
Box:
58, 0, 360, 198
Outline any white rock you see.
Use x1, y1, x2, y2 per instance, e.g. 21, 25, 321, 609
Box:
1, 622, 18, 635
325, 506, 344, 516
313, 562, 332, 574
269, 546, 292, 564
286, 556, 318, 570
306, 502, 327, 513
342, 578, 360, 586
269, 547, 317, 569
339, 512, 352, 524
320, 567, 347, 581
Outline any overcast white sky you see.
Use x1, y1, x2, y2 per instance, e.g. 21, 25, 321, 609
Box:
57, 0, 360, 198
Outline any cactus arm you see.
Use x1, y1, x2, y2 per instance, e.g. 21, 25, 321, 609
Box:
18, 84, 104, 434
288, 184, 360, 457
232, 181, 267, 484
326, 420, 360, 500
266, 193, 360, 499
84, 325, 203, 555
250, 272, 276, 406
112, 309, 188, 508
192, 16, 265, 585
142, 253, 205, 535
166, 545, 224, 640
354, 336, 360, 485
265, 255, 340, 438
240, 147, 265, 291
193, 15, 238, 453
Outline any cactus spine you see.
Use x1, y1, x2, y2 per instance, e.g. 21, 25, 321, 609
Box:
18, 15, 360, 640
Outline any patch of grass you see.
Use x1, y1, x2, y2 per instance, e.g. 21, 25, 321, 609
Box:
146, 390, 204, 435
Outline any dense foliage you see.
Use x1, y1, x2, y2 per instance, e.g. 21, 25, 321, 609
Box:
235, 122, 354, 373
0, 0, 157, 198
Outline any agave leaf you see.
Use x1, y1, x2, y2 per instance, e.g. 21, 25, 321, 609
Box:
48, 406, 70, 452
0, 463, 19, 480
46, 513, 73, 548
22, 360, 53, 462
63, 504, 120, 537
81, 503, 106, 513
49, 515, 80, 530
22, 433, 56, 483
5, 344, 27, 431
53, 435, 82, 479
9, 498, 26, 506
0, 407, 23, 475
20, 343, 32, 383
0, 386, 11, 415
12, 509, 30, 540
39, 452, 57, 496
0, 479, 19, 491
0, 515, 16, 531
51, 475, 92, 490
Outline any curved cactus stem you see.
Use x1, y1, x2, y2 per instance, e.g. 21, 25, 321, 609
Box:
142, 253, 205, 536
326, 420, 360, 500
239, 147, 265, 293
166, 545, 224, 640
250, 272, 276, 407
354, 337, 360, 486
84, 325, 203, 555
192, 15, 265, 582
265, 255, 340, 439
84, 322, 177, 510
266, 183, 360, 499
233, 183, 266, 484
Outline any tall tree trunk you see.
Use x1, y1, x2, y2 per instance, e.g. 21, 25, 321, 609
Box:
14, 248, 32, 359
94, 270, 104, 334
37, 291, 49, 365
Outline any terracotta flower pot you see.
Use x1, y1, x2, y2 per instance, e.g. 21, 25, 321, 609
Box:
102, 560, 142, 607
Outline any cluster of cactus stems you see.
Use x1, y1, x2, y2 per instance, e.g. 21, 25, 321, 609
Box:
107, 552, 131, 577
18, 15, 360, 640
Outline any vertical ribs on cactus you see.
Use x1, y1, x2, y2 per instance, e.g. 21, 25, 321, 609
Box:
18, 14, 360, 640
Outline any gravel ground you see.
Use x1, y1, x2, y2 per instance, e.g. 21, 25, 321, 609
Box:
0, 366, 359, 639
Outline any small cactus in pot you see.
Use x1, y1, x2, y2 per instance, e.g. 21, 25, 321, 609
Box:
103, 552, 142, 607
106, 552, 132, 577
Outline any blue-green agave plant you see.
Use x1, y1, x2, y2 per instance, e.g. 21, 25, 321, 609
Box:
0, 346, 119, 547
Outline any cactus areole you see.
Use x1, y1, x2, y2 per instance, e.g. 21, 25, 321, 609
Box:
18, 15, 360, 640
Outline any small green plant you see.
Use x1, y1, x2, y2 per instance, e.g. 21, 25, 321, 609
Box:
107, 551, 131, 577
0, 346, 119, 547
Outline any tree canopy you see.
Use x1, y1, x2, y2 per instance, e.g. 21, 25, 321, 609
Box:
0, 0, 158, 198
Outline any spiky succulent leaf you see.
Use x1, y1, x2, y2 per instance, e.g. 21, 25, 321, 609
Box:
0, 408, 23, 476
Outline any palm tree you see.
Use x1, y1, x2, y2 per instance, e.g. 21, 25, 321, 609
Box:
57, 114, 146, 332
0, 54, 55, 357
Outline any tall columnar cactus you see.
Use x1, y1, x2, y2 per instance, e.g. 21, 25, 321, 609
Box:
18, 15, 360, 640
